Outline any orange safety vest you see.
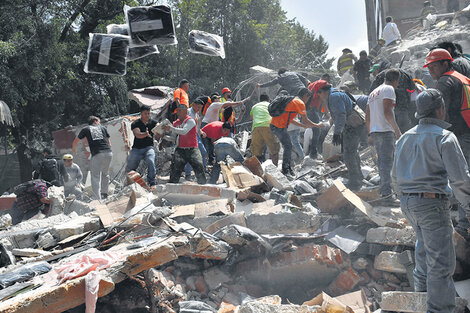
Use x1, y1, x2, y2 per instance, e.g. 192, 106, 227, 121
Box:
443, 70, 470, 128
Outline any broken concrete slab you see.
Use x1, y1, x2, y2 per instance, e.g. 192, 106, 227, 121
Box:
239, 302, 320, 313
11, 248, 52, 258
261, 160, 293, 191
381, 291, 468, 313
245, 210, 322, 234
155, 184, 237, 205
203, 267, 231, 290
204, 213, 247, 234
366, 227, 416, 247
49, 215, 101, 241
374, 251, 407, 274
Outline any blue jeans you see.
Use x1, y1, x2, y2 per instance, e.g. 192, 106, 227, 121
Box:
371, 131, 395, 196
209, 143, 244, 184
400, 195, 455, 313
343, 124, 364, 188
126, 146, 156, 186
307, 108, 320, 157
288, 130, 304, 163
270, 124, 292, 170
456, 134, 470, 235
185, 135, 207, 176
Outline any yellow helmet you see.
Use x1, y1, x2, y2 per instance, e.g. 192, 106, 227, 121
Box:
63, 154, 73, 160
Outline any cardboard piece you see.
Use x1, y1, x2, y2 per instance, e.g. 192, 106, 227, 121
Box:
243, 156, 264, 178
303, 292, 351, 313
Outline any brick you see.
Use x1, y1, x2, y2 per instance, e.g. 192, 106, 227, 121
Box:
381, 291, 468, 313
366, 227, 416, 247
327, 267, 361, 296
374, 251, 407, 274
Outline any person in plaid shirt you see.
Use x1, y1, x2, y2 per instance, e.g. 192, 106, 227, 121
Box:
11, 180, 51, 224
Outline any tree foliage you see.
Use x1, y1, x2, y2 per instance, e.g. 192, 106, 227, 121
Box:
0, 0, 333, 181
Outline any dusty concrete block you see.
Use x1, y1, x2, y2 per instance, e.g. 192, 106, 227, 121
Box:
204, 212, 247, 234
292, 180, 316, 194
155, 184, 237, 205
381, 291, 468, 313
203, 267, 231, 290
366, 227, 416, 247
374, 251, 407, 274
50, 215, 101, 241
63, 199, 94, 215
239, 302, 319, 313
261, 160, 293, 191
352, 257, 369, 270
0, 214, 12, 229
36, 232, 56, 249
12, 248, 52, 257
246, 211, 321, 234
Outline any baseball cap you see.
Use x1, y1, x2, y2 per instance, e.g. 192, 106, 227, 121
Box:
415, 88, 444, 119
369, 64, 381, 73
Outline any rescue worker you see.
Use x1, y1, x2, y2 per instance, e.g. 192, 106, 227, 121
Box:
353, 51, 372, 94
184, 98, 208, 180
10, 179, 51, 225
337, 48, 357, 77
368, 39, 385, 62
383, 16, 401, 47
392, 88, 470, 313
62, 154, 83, 199
257, 68, 310, 96
174, 79, 190, 108
317, 84, 365, 190
436, 41, 470, 77
209, 137, 245, 184
166, 104, 206, 184
424, 48, 470, 240
421, 1, 437, 18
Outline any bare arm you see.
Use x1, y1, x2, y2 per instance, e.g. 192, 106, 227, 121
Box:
40, 197, 51, 204
383, 99, 401, 139
107, 137, 112, 147
221, 101, 243, 109
300, 114, 324, 128
72, 137, 80, 154
133, 127, 151, 139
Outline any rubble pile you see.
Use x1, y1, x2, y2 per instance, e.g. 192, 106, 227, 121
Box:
1, 136, 469, 313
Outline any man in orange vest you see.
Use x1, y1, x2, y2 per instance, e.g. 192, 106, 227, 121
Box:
174, 79, 190, 108
165, 104, 206, 184
425, 48, 470, 240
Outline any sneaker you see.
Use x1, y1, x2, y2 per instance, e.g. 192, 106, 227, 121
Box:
282, 167, 295, 176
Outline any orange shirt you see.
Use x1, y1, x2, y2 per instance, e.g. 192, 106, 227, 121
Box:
270, 98, 306, 129
174, 88, 189, 107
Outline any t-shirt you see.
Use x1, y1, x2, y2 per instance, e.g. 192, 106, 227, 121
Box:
368, 84, 396, 133
201, 121, 225, 140
270, 98, 306, 129
16, 180, 48, 212
174, 88, 189, 106
131, 118, 157, 149
202, 102, 224, 124
250, 101, 272, 130
78, 125, 111, 156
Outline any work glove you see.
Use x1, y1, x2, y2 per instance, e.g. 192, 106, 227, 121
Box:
332, 133, 342, 146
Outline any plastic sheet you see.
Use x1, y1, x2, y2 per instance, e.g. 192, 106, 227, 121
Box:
84, 33, 129, 76
188, 30, 225, 59
0, 261, 52, 288
106, 23, 159, 62
124, 5, 177, 46
85, 271, 100, 313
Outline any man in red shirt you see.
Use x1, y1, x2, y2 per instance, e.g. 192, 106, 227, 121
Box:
200, 121, 231, 165
165, 104, 206, 184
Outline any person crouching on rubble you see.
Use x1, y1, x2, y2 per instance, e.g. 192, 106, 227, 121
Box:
208, 136, 244, 184
62, 154, 83, 200
392, 89, 470, 313
10, 179, 51, 225
317, 83, 364, 191
165, 104, 206, 185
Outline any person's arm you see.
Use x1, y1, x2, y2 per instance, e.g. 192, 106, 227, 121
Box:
258, 77, 279, 88
299, 114, 324, 128
174, 89, 181, 106
221, 101, 243, 109
72, 137, 80, 154
169, 118, 196, 135
383, 99, 401, 139
40, 197, 51, 204
329, 94, 347, 134
133, 127, 151, 139
297, 73, 309, 87
107, 138, 112, 147
59, 161, 69, 183
442, 133, 470, 220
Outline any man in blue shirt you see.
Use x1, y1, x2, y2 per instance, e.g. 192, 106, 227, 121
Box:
392, 89, 470, 313
317, 84, 364, 190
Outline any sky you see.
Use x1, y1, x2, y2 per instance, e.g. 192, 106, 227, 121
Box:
279, 0, 369, 65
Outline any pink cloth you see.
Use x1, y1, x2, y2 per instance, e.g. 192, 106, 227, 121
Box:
55, 250, 120, 313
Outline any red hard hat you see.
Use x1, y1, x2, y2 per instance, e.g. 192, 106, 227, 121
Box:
221, 87, 231, 94
423, 48, 453, 68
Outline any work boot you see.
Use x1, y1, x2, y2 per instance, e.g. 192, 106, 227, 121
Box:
282, 166, 295, 176
379, 194, 401, 207
100, 193, 108, 199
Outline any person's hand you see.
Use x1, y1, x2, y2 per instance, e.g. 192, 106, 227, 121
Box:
200, 131, 207, 138
332, 133, 342, 146
368, 135, 374, 146
163, 125, 171, 132
256, 83, 260, 88
315, 122, 326, 128
84, 151, 91, 159
395, 130, 402, 140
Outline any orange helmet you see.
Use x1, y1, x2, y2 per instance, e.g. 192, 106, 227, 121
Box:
221, 87, 231, 94
423, 48, 453, 68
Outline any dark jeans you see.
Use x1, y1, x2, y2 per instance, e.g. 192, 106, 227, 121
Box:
209, 143, 244, 184
357, 78, 371, 94
456, 134, 470, 234
170, 148, 206, 184
343, 124, 364, 188
270, 124, 292, 170
185, 135, 207, 176
395, 108, 414, 133
371, 131, 395, 196
400, 195, 455, 313
307, 108, 320, 157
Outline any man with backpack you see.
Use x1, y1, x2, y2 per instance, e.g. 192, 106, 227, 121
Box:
258, 68, 310, 96
425, 48, 470, 240
269, 88, 325, 175
317, 83, 365, 191
72, 116, 113, 200
33, 148, 68, 187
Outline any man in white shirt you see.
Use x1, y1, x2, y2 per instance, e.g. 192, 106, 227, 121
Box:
366, 69, 401, 201
201, 95, 244, 126
383, 16, 401, 46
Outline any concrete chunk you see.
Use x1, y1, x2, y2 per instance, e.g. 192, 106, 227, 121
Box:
261, 160, 292, 191
381, 291, 468, 313
374, 251, 407, 274
366, 226, 416, 247
50, 215, 101, 241
203, 267, 231, 290
12, 248, 52, 257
